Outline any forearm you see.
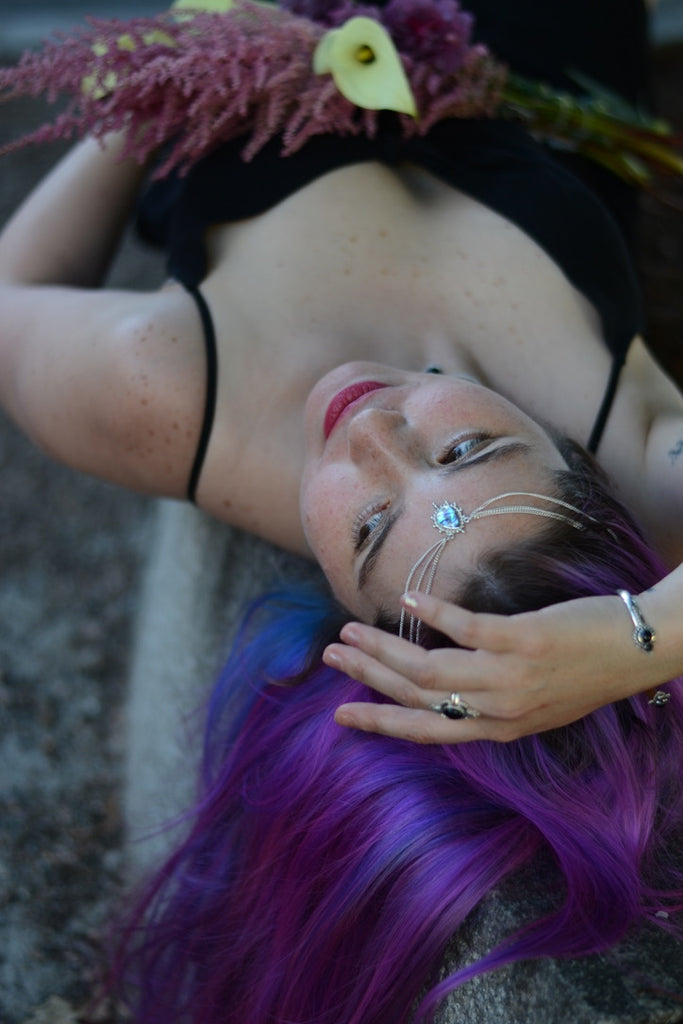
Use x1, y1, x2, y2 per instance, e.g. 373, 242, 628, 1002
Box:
0, 132, 149, 288
636, 563, 683, 689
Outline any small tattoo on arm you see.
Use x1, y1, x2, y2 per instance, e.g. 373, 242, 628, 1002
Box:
667, 439, 683, 465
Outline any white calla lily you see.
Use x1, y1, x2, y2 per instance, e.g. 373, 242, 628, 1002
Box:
313, 17, 416, 117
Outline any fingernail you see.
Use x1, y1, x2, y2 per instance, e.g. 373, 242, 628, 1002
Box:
340, 624, 360, 644
324, 649, 341, 667
401, 592, 419, 609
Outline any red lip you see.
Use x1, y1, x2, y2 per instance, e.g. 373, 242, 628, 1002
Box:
324, 381, 389, 439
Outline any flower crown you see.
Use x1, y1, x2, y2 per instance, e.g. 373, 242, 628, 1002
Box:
0, 0, 681, 189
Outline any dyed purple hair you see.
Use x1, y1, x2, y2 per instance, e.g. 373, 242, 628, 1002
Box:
112, 442, 683, 1023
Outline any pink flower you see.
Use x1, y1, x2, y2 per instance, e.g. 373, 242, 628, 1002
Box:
381, 0, 474, 74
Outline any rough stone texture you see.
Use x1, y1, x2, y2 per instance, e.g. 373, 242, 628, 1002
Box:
0, 10, 682, 1024
433, 868, 683, 1023
0, 98, 154, 1023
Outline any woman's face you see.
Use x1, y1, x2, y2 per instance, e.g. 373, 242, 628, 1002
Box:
300, 362, 569, 622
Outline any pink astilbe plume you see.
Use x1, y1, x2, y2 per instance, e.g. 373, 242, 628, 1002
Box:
0, 7, 363, 175
0, 3, 503, 176
405, 47, 506, 134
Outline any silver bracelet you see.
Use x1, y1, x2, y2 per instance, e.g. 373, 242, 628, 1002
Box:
616, 590, 656, 653
616, 590, 670, 707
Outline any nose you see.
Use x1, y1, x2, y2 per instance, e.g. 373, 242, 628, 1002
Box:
347, 407, 416, 470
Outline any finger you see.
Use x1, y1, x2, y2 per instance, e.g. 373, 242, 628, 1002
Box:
338, 621, 433, 677
331, 622, 504, 698
402, 592, 517, 652
334, 703, 489, 745
324, 641, 441, 710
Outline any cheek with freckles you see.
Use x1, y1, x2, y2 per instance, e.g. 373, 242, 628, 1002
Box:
301, 473, 349, 571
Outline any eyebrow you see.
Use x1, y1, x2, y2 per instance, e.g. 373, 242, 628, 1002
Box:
356, 441, 532, 592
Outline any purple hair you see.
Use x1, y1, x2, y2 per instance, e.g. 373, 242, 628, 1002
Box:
112, 444, 683, 1023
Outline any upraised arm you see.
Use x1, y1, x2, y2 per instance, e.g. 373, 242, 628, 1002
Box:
0, 132, 146, 287
325, 566, 683, 743
0, 135, 205, 497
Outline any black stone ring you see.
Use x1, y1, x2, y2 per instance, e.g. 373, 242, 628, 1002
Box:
430, 692, 481, 720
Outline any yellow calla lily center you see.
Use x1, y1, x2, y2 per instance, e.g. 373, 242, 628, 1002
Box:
313, 17, 417, 117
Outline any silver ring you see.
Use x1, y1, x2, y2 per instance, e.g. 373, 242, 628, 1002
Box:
430, 692, 480, 720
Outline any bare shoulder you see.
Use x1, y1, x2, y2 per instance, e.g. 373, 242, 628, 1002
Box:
601, 338, 683, 464
0, 281, 206, 498
93, 284, 208, 495
597, 337, 683, 561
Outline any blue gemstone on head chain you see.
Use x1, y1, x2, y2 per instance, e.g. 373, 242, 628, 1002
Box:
432, 502, 466, 535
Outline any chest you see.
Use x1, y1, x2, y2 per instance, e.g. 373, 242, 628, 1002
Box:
206, 163, 611, 440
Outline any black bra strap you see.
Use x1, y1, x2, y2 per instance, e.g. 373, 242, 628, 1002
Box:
184, 283, 218, 502
586, 348, 628, 455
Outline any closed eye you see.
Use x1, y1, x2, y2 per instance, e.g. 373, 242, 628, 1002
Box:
353, 502, 390, 553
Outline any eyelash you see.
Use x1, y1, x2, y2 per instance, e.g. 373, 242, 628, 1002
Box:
438, 434, 490, 465
353, 501, 389, 552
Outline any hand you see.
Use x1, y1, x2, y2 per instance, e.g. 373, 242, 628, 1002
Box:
324, 590, 673, 744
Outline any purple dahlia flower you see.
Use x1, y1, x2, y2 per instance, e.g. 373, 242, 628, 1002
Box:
382, 0, 474, 74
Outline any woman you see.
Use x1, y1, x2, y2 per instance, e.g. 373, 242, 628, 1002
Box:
0, 0, 681, 742
0, 1, 681, 1019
